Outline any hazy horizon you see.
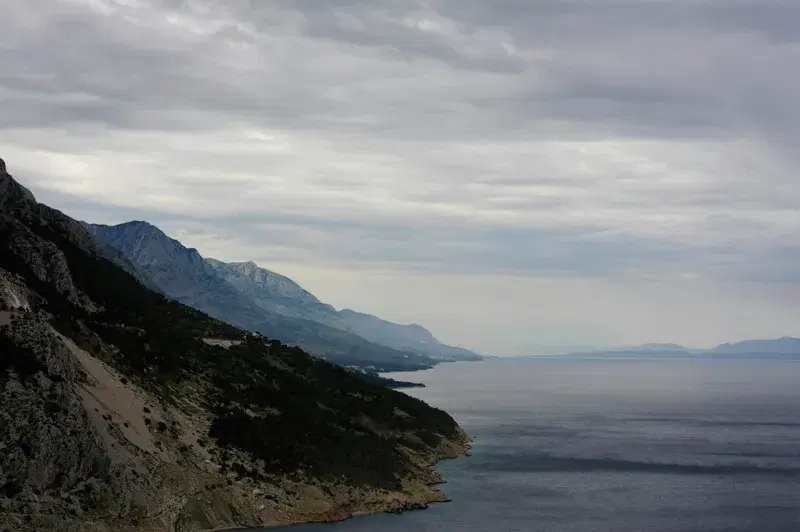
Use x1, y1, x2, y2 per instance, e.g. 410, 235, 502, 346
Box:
2, 0, 799, 355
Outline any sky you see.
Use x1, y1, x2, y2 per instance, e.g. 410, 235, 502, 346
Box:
1, 0, 799, 355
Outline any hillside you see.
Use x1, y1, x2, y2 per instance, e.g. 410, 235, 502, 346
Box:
209, 259, 481, 361
0, 159, 470, 531
336, 309, 483, 362
86, 221, 436, 372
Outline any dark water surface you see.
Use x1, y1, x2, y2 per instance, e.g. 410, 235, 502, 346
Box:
275, 356, 800, 531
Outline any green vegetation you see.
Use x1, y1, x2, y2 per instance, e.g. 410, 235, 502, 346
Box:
204, 337, 455, 488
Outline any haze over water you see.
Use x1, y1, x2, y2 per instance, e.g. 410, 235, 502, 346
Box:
280, 355, 800, 532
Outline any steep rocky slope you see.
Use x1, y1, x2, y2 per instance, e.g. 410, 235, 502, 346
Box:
0, 159, 470, 531
206, 258, 338, 323
86, 221, 436, 372
210, 258, 482, 361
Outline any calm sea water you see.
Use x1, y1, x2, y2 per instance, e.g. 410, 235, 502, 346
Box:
276, 356, 800, 532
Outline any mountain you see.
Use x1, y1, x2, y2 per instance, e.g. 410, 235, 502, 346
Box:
89, 221, 481, 364
0, 158, 469, 531
205, 257, 341, 324
84, 221, 233, 302
205, 255, 481, 362
86, 221, 436, 372
711, 337, 800, 354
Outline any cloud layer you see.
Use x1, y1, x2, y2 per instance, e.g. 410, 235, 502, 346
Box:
2, 0, 799, 351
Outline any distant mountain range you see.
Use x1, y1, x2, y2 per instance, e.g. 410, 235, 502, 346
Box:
709, 337, 800, 354
582, 343, 694, 355
556, 338, 799, 357
615, 339, 800, 355
86, 221, 482, 371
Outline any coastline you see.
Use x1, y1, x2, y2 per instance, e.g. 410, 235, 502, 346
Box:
207, 429, 472, 531
260, 429, 472, 529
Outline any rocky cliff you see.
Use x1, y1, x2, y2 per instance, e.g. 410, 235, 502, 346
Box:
0, 159, 470, 532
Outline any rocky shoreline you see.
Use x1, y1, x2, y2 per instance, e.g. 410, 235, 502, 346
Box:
238, 432, 473, 530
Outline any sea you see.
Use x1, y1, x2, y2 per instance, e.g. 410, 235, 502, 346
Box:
273, 354, 800, 532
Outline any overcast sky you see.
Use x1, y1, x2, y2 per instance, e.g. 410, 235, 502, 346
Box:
2, 0, 799, 354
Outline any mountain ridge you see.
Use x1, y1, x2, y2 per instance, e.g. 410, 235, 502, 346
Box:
86, 221, 438, 372
205, 256, 340, 325
209, 258, 482, 361
88, 221, 482, 365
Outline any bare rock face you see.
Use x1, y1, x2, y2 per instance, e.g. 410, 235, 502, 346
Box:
0, 314, 146, 531
2, 312, 83, 379
0, 268, 37, 311
0, 159, 96, 256
0, 218, 94, 311
0, 158, 36, 208
206, 258, 334, 320
0, 163, 98, 312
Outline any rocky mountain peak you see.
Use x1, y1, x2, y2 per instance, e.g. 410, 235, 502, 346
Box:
116, 220, 163, 237
212, 260, 324, 305
122, 219, 155, 228
231, 260, 260, 275
87, 220, 183, 256
0, 158, 37, 208
86, 220, 227, 301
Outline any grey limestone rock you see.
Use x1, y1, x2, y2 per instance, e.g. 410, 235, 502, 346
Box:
0, 315, 144, 528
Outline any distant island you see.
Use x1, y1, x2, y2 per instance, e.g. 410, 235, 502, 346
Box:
709, 337, 800, 354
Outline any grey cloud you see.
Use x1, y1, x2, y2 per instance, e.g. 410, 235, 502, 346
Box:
1, 0, 798, 289
35, 185, 792, 286
4, 0, 797, 151
293, 1, 529, 74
